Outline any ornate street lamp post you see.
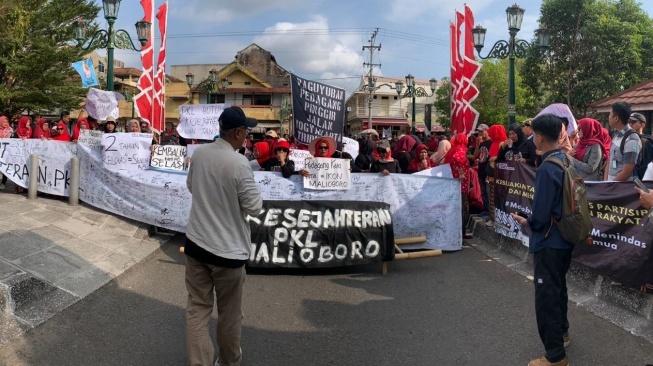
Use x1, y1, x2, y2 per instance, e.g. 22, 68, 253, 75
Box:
73, 0, 151, 92
472, 4, 551, 124
401, 74, 437, 135
185, 71, 228, 104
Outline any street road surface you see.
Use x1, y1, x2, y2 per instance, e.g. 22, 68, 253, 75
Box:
0, 236, 651, 366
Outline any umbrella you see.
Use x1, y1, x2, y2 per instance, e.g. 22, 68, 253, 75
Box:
361, 128, 379, 136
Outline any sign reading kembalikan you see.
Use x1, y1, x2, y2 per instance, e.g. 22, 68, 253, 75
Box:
494, 161, 653, 294
291, 74, 345, 145
247, 200, 395, 268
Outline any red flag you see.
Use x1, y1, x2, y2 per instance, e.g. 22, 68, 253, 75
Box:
450, 11, 465, 135
450, 21, 457, 131
134, 0, 155, 126
462, 4, 481, 134
152, 1, 168, 132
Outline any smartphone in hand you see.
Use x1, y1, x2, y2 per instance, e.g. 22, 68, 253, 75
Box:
516, 211, 529, 219
634, 178, 650, 193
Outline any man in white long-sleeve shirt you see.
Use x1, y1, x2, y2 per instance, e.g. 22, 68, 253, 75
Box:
185, 106, 263, 366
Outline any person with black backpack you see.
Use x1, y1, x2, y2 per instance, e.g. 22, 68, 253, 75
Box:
627, 112, 653, 179
607, 102, 641, 181
511, 113, 581, 366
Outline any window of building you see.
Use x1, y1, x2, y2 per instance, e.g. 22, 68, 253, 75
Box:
210, 94, 225, 104
244, 81, 251, 85
381, 96, 389, 100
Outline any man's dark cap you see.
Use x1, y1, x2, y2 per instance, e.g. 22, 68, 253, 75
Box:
219, 106, 258, 130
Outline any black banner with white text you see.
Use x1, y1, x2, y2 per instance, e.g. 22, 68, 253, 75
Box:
495, 161, 653, 293
291, 74, 345, 145
247, 200, 395, 268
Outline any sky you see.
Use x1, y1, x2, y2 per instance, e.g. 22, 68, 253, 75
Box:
98, 0, 653, 97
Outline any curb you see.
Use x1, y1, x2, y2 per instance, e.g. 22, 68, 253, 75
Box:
468, 216, 653, 344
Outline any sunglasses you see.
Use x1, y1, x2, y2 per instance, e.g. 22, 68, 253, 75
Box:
318, 146, 329, 150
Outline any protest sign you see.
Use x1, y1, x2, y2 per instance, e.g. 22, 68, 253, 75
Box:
412, 164, 454, 178
291, 74, 345, 145
535, 103, 577, 135
289, 149, 313, 170
71, 58, 99, 88
85, 88, 119, 120
177, 104, 225, 140
247, 200, 394, 268
342, 136, 358, 161
78, 130, 103, 151
303, 157, 350, 190
150, 145, 187, 172
101, 133, 153, 171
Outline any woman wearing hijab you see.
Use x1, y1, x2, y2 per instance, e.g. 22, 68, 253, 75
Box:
33, 118, 52, 140
392, 135, 416, 174
260, 140, 296, 178
370, 140, 400, 175
485, 124, 508, 227
299, 136, 337, 177
430, 140, 451, 166
407, 144, 433, 173
250, 141, 271, 171
498, 123, 537, 166
445, 134, 472, 236
71, 118, 90, 141
52, 120, 72, 141
16, 116, 32, 139
354, 138, 376, 172
567, 118, 610, 181
0, 116, 13, 139
127, 119, 141, 133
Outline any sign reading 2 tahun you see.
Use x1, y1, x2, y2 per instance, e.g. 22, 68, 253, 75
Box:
303, 157, 350, 190
247, 200, 395, 268
291, 74, 345, 145
102, 133, 153, 171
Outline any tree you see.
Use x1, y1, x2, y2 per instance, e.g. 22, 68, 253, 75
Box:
0, 0, 100, 118
520, 0, 653, 117
433, 77, 451, 129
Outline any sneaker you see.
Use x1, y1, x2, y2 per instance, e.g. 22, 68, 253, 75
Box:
528, 355, 568, 366
485, 219, 495, 227
563, 332, 570, 348
0, 183, 4, 190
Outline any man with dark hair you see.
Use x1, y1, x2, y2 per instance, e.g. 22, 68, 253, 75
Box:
628, 112, 653, 179
607, 101, 641, 181
522, 120, 533, 140
185, 106, 262, 366
512, 113, 573, 366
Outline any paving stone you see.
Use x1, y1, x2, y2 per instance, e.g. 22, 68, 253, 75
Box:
55, 266, 113, 298
99, 223, 139, 238
80, 230, 129, 250
0, 202, 39, 215
56, 238, 111, 263
44, 205, 80, 218
0, 209, 14, 219
3, 216, 46, 232
72, 210, 110, 227
21, 209, 66, 225
114, 239, 161, 260
13, 247, 88, 284
49, 217, 96, 237
13, 287, 80, 328
15, 226, 75, 245
0, 232, 52, 261
93, 251, 137, 277
0, 259, 22, 281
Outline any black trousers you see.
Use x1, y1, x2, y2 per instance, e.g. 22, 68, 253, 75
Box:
533, 247, 573, 363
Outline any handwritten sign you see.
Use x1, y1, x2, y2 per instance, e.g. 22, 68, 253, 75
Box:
535, 103, 577, 135
85, 88, 119, 120
102, 133, 153, 171
177, 104, 225, 140
342, 136, 358, 161
291, 74, 345, 145
150, 145, 187, 172
78, 130, 103, 151
289, 149, 313, 170
412, 164, 454, 178
303, 157, 351, 190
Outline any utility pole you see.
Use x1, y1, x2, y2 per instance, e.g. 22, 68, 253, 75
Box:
363, 28, 381, 130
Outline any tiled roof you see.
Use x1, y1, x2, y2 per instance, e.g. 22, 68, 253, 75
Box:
591, 79, 653, 108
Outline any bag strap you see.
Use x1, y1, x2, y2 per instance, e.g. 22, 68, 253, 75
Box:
619, 129, 638, 155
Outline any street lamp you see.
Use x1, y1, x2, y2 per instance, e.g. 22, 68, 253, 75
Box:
401, 74, 437, 135
395, 80, 404, 120
123, 89, 135, 118
72, 0, 151, 92
472, 4, 551, 124
279, 96, 292, 135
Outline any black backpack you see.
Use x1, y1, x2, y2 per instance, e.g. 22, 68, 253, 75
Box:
620, 130, 653, 179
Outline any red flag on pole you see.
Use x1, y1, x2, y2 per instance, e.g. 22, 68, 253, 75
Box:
152, 1, 168, 132
462, 4, 481, 134
450, 11, 465, 135
134, 0, 155, 127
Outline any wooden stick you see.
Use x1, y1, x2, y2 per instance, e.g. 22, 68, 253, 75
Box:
395, 249, 442, 261
382, 261, 388, 275
395, 236, 427, 245
179, 246, 185, 254
394, 245, 404, 254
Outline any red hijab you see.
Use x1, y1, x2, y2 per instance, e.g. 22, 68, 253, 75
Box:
16, 116, 32, 139
392, 135, 416, 157
487, 125, 507, 157
575, 118, 611, 161
52, 121, 71, 141
408, 144, 433, 172
311, 138, 334, 157
444, 133, 469, 164
72, 118, 90, 141
253, 141, 271, 165
33, 118, 51, 139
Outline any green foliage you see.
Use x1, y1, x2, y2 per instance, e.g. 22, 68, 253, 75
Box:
0, 0, 100, 118
520, 0, 653, 117
433, 77, 450, 129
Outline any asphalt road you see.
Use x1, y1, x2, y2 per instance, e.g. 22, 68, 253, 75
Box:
1, 236, 652, 366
